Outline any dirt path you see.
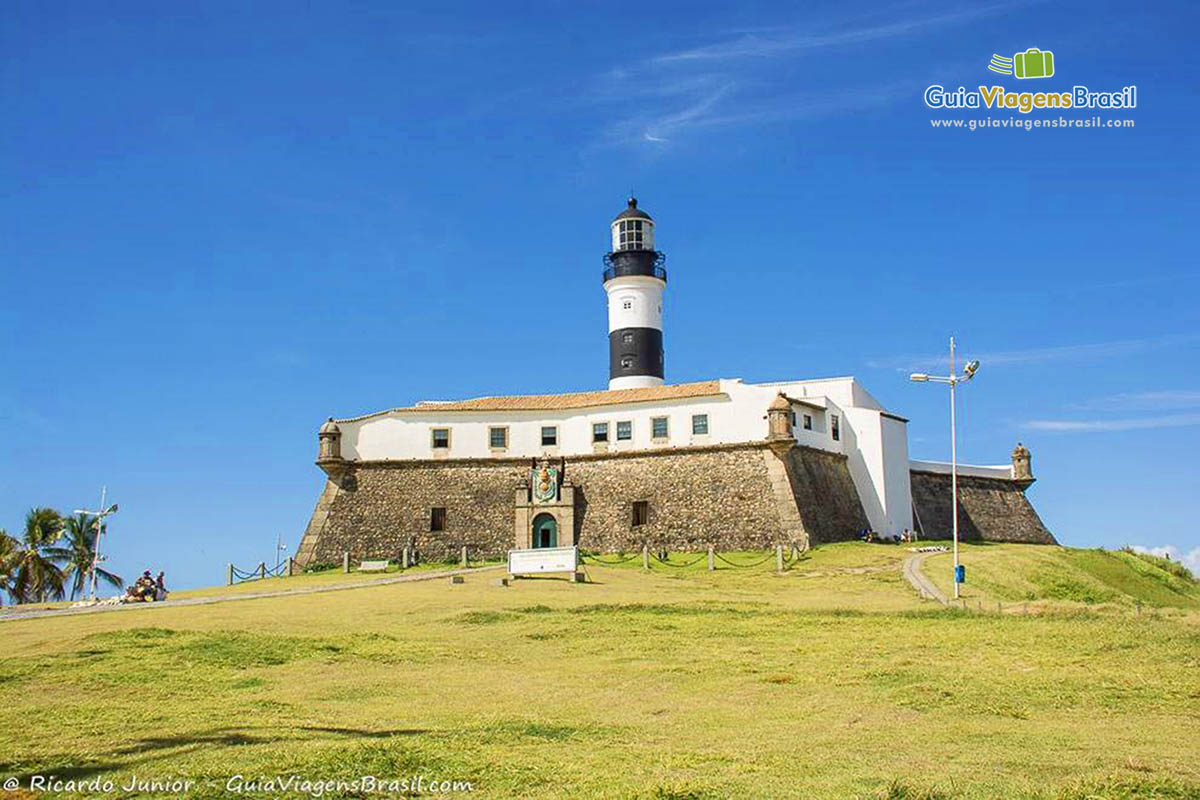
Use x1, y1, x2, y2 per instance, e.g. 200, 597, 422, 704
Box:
0, 564, 506, 623
903, 551, 949, 604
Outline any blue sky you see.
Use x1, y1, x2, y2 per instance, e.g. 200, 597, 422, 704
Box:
3, 1, 1197, 590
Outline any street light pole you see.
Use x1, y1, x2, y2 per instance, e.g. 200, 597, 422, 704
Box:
949, 337, 960, 600
910, 337, 979, 602
74, 487, 119, 602
91, 487, 105, 601
274, 533, 287, 576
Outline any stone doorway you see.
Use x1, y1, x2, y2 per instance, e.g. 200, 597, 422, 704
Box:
532, 513, 558, 548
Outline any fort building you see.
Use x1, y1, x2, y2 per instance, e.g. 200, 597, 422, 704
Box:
295, 200, 1053, 567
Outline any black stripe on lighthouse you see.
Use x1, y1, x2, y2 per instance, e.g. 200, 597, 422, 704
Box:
609, 327, 664, 381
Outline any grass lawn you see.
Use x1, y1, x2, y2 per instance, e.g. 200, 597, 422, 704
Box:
1, 543, 1197, 798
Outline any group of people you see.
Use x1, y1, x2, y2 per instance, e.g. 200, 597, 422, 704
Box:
857, 528, 919, 544
124, 570, 168, 602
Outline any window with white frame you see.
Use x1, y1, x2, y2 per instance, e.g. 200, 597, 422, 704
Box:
691, 414, 708, 435
541, 426, 558, 447
488, 427, 507, 449
803, 414, 813, 431
651, 416, 669, 439
831, 414, 840, 442
593, 422, 608, 443
431, 428, 450, 449
616, 420, 632, 440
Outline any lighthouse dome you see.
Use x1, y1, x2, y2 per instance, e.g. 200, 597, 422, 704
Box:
613, 197, 652, 221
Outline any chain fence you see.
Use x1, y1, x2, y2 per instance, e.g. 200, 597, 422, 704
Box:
228, 561, 291, 584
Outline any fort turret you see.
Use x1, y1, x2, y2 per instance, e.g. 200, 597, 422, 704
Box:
1012, 442, 1034, 484
317, 418, 345, 476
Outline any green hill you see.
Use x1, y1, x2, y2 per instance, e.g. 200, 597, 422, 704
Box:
923, 543, 1200, 609
0, 543, 1196, 799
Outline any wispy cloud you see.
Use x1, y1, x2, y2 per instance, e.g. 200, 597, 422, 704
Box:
587, 3, 1014, 148
1070, 391, 1200, 412
867, 333, 1200, 372
651, 5, 1009, 65
1023, 413, 1200, 433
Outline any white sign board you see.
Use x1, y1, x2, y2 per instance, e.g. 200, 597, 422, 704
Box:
508, 546, 579, 576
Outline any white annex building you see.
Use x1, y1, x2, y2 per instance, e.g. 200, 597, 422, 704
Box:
296, 200, 1051, 568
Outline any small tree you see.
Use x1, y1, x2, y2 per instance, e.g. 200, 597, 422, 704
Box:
60, 513, 124, 601
0, 531, 20, 606
12, 507, 67, 604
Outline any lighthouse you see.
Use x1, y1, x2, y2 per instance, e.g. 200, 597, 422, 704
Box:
603, 198, 667, 390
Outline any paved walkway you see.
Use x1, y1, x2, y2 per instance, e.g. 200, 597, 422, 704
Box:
902, 551, 949, 604
0, 564, 506, 623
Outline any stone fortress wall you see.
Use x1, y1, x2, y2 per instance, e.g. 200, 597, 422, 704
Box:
294, 442, 872, 567
295, 440, 1056, 567
909, 469, 1056, 545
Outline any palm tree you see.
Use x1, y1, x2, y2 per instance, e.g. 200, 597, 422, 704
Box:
0, 530, 20, 606
60, 513, 123, 601
12, 507, 67, 604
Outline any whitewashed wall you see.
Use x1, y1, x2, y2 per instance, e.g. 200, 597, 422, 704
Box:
332, 376, 919, 538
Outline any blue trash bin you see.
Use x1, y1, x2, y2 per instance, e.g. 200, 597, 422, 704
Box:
955, 564, 966, 584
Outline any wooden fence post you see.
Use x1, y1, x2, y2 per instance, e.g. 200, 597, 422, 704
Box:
776, 544, 784, 573
402, 547, 410, 569
642, 544, 649, 570
707, 544, 715, 572
461, 545, 468, 568
227, 563, 233, 586
259, 562, 266, 580
342, 552, 350, 574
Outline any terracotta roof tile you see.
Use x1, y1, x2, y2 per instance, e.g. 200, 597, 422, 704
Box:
338, 381, 723, 421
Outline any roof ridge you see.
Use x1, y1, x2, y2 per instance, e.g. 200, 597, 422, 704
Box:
334, 380, 724, 423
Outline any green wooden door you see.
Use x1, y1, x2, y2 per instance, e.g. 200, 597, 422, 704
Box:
532, 514, 557, 548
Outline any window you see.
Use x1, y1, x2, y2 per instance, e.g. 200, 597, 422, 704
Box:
803, 414, 813, 431
691, 414, 709, 435
632, 500, 649, 527
430, 507, 446, 532
618, 219, 645, 250
431, 428, 450, 449
616, 420, 632, 441
651, 416, 669, 439
541, 426, 558, 447
488, 427, 507, 449
831, 414, 840, 442
622, 299, 632, 310
622, 332, 634, 344
593, 422, 609, 443
620, 355, 634, 369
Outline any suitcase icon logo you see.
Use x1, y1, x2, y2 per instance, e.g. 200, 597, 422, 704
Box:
987, 48, 1055, 79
